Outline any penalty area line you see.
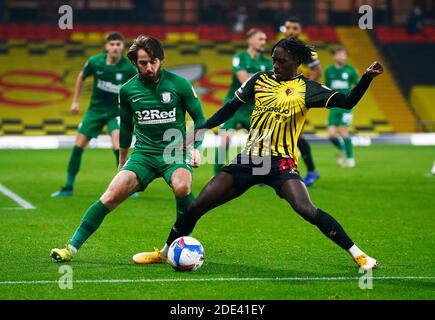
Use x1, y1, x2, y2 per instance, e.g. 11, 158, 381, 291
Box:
0, 183, 35, 210
1, 276, 435, 285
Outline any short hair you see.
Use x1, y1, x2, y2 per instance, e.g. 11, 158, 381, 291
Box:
106, 32, 124, 42
246, 28, 264, 39
331, 46, 347, 55
127, 35, 164, 63
285, 17, 301, 25
271, 38, 314, 65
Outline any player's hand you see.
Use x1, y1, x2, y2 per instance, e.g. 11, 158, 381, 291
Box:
71, 102, 80, 114
118, 159, 126, 171
190, 149, 201, 168
365, 61, 384, 78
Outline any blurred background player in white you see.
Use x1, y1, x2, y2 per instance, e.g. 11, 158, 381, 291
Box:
284, 17, 322, 186
214, 28, 273, 175
325, 47, 359, 168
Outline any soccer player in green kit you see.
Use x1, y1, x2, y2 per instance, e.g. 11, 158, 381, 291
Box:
52, 32, 137, 197
214, 28, 273, 175
50, 36, 206, 263
325, 47, 359, 168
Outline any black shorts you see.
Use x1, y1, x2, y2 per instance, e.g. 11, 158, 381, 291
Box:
221, 154, 302, 197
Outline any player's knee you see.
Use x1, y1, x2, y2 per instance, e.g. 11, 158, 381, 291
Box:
173, 182, 191, 197
291, 202, 317, 223
100, 190, 122, 209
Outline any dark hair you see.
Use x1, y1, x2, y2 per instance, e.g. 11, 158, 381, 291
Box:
331, 46, 347, 55
285, 17, 301, 25
127, 35, 164, 63
271, 38, 314, 65
106, 31, 124, 42
246, 28, 264, 39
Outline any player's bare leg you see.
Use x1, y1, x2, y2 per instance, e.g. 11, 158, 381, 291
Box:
214, 131, 230, 175
328, 126, 346, 166
166, 171, 249, 247
133, 168, 195, 264
110, 129, 120, 166
338, 126, 355, 167
279, 179, 377, 270
51, 170, 141, 262
51, 133, 91, 197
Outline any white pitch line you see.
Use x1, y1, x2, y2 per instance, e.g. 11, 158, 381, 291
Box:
0, 276, 434, 285
0, 183, 35, 210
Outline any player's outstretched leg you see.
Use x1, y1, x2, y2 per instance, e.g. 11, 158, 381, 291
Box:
50, 170, 140, 262
298, 136, 320, 187
52, 134, 90, 197
133, 168, 195, 264
214, 132, 229, 175
279, 179, 377, 270
134, 171, 249, 264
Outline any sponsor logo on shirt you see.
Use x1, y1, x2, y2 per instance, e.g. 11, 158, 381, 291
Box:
135, 108, 176, 124
330, 80, 349, 90
97, 79, 122, 94
161, 92, 172, 103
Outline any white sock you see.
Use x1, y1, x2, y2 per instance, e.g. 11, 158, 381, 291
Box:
348, 244, 365, 258
161, 244, 169, 257
67, 244, 77, 254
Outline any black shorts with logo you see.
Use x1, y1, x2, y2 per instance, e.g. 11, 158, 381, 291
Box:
221, 153, 302, 197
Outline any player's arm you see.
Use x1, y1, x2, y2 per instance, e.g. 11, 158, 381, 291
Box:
235, 70, 250, 85
70, 71, 85, 114
232, 54, 250, 84
328, 61, 383, 110
72, 59, 93, 114
182, 83, 207, 167
119, 87, 134, 169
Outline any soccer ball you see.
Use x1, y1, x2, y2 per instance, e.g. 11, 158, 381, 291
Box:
167, 236, 205, 271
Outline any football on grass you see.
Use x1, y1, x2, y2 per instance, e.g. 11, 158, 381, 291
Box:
167, 236, 205, 271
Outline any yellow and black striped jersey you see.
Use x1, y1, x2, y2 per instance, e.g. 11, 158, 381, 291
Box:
235, 71, 337, 164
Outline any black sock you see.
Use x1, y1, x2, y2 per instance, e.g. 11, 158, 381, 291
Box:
113, 149, 120, 166
298, 137, 315, 172
313, 208, 354, 250
166, 202, 201, 246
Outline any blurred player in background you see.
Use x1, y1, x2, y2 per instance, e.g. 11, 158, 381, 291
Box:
50, 36, 206, 262
52, 32, 137, 197
214, 28, 273, 175
284, 17, 322, 186
325, 47, 359, 167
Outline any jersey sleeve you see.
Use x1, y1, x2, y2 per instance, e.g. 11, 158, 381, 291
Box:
351, 67, 360, 86
305, 80, 339, 109
82, 58, 94, 79
179, 78, 206, 149
119, 86, 134, 148
324, 66, 332, 88
232, 53, 248, 74
234, 72, 260, 104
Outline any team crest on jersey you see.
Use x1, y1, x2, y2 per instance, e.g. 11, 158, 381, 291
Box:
285, 88, 294, 96
342, 72, 349, 80
161, 92, 172, 103
116, 73, 123, 81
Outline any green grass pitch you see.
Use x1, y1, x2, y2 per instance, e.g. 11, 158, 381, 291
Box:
0, 145, 434, 299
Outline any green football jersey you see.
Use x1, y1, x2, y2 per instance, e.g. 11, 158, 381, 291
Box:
82, 52, 137, 116
119, 69, 206, 153
324, 64, 359, 94
225, 51, 273, 114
